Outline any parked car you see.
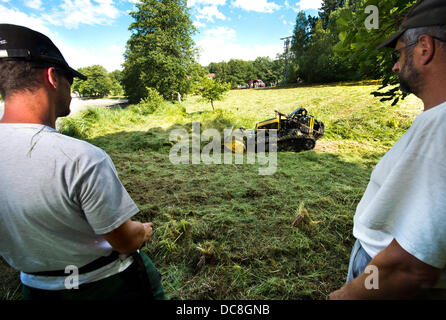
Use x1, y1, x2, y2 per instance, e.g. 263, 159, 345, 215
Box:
248, 79, 265, 88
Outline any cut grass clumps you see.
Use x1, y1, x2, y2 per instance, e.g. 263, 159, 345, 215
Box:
57, 108, 101, 139
1, 84, 425, 300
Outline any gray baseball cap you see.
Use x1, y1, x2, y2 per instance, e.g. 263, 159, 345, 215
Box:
378, 0, 446, 49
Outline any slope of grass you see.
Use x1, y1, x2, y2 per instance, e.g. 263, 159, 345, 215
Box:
0, 84, 423, 300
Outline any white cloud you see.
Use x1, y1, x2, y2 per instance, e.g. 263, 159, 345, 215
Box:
1, 1, 120, 30
296, 0, 322, 10
0, 4, 122, 72
232, 0, 281, 13
0, 4, 51, 35
204, 26, 236, 40
57, 42, 125, 72
196, 27, 282, 66
197, 5, 226, 22
24, 0, 43, 10
188, 0, 226, 7
285, 0, 298, 13
42, 0, 120, 29
193, 20, 206, 28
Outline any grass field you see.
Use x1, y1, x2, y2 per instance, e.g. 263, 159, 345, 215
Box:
0, 84, 424, 300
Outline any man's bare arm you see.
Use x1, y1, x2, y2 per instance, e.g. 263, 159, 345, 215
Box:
102, 220, 153, 255
329, 239, 442, 299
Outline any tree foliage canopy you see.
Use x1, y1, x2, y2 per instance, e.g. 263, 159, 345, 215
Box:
335, 0, 417, 103
72, 65, 114, 98
122, 0, 197, 103
284, 0, 418, 95
198, 77, 231, 111
289, 4, 358, 84
207, 56, 284, 88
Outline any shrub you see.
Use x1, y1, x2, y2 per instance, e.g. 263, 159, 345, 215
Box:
130, 87, 164, 115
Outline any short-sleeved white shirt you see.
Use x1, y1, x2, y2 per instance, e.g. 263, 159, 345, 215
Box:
0, 124, 139, 288
353, 102, 446, 286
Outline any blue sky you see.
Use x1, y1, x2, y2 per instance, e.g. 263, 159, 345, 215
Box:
0, 0, 321, 72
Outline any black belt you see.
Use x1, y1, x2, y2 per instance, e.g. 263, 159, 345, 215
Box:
28, 251, 121, 277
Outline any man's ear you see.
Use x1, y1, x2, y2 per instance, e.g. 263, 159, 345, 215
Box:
46, 67, 58, 89
417, 34, 435, 65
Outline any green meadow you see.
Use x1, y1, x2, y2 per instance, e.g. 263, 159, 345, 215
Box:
0, 84, 423, 299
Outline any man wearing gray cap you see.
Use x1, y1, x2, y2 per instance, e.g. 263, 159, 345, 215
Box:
0, 24, 165, 300
330, 0, 446, 299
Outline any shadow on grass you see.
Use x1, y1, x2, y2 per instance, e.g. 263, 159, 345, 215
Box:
0, 122, 381, 300
84, 125, 379, 300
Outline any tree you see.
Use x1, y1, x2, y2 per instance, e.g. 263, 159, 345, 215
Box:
335, 0, 417, 103
108, 70, 124, 96
270, 54, 285, 83
206, 56, 283, 88
122, 0, 197, 103
319, 0, 347, 29
291, 11, 314, 59
188, 62, 208, 94
72, 65, 114, 98
198, 77, 230, 111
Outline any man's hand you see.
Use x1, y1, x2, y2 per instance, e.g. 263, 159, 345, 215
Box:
142, 222, 154, 242
329, 239, 442, 299
103, 219, 154, 255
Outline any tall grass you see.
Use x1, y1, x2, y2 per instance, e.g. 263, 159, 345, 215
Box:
2, 84, 424, 300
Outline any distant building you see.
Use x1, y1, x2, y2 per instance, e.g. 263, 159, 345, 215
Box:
208, 73, 216, 79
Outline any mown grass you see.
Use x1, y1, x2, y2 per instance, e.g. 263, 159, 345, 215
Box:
0, 84, 423, 300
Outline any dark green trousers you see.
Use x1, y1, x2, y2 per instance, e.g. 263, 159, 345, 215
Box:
22, 251, 166, 300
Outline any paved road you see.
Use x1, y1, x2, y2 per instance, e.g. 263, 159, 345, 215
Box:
69, 97, 129, 114
0, 98, 129, 119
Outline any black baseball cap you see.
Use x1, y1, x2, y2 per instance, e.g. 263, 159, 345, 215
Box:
0, 24, 87, 80
378, 0, 446, 49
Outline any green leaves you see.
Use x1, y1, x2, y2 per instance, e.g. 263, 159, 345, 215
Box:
208, 57, 283, 88
334, 0, 417, 103
198, 77, 231, 111
72, 65, 114, 98
122, 0, 197, 103
289, 9, 357, 84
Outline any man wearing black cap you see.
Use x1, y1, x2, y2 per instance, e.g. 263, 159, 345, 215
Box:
330, 0, 446, 299
0, 24, 165, 300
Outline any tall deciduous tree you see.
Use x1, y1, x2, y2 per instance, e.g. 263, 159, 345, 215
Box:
122, 0, 197, 103
72, 65, 114, 98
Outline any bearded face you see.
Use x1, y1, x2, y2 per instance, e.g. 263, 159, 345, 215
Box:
398, 48, 423, 96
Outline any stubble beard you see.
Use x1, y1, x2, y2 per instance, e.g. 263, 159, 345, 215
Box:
399, 50, 423, 96
57, 95, 72, 118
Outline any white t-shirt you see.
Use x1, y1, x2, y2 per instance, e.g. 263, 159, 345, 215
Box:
0, 123, 139, 289
353, 102, 446, 286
